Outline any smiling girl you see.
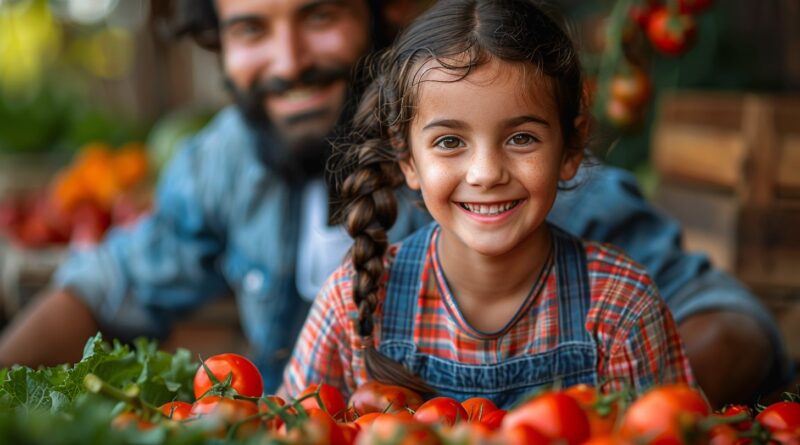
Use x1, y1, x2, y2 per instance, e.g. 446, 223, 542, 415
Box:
281, 0, 695, 408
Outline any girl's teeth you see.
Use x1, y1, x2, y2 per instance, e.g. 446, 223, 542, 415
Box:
462, 200, 519, 215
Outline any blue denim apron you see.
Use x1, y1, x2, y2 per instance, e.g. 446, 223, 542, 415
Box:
379, 223, 598, 408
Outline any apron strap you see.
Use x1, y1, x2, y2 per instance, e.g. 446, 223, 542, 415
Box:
381, 222, 438, 344
551, 225, 593, 343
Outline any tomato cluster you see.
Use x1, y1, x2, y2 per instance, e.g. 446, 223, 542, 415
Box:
101, 353, 800, 444
602, 0, 715, 131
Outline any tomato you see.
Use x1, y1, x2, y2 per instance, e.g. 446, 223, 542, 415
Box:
461, 397, 499, 423
503, 424, 551, 445
190, 396, 261, 438
708, 424, 741, 445
111, 412, 155, 431
718, 404, 753, 432
479, 408, 507, 430
582, 435, 634, 445
356, 413, 440, 445
159, 401, 193, 421
756, 401, 800, 434
630, 1, 659, 28
610, 67, 651, 108
284, 407, 348, 445
414, 397, 469, 427
502, 392, 590, 445
442, 422, 495, 445
348, 381, 423, 415
193, 353, 263, 399
300, 383, 348, 420
339, 423, 361, 445
563, 384, 618, 437
619, 384, 710, 444
679, 0, 713, 14
646, 7, 697, 56
605, 97, 642, 130
258, 395, 295, 431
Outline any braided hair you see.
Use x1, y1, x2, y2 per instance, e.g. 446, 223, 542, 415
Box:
331, 0, 585, 392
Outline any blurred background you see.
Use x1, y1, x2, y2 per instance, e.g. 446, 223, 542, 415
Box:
0, 0, 798, 366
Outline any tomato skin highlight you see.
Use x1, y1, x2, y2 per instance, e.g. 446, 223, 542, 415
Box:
502, 392, 590, 445
461, 397, 499, 423
300, 383, 348, 421
414, 397, 469, 427
620, 384, 710, 444
193, 353, 264, 399
646, 7, 698, 56
159, 401, 193, 420
755, 401, 800, 434
348, 381, 423, 415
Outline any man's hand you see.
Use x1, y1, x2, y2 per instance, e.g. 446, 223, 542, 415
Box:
0, 289, 98, 368
678, 310, 774, 408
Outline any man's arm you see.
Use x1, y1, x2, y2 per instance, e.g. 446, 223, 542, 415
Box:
678, 310, 773, 406
549, 164, 791, 407
0, 289, 98, 367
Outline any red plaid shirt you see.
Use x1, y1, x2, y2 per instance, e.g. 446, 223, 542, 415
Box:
281, 228, 695, 398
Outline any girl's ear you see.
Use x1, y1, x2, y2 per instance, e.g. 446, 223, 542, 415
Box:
559, 115, 589, 181
399, 156, 421, 190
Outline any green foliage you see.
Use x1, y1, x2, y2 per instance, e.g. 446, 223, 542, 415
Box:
0, 333, 214, 444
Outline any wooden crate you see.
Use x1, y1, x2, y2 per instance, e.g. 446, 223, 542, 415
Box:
652, 92, 800, 290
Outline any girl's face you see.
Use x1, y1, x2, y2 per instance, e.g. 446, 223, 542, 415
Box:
400, 57, 583, 258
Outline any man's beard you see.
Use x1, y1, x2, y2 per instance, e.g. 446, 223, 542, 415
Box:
224, 64, 355, 185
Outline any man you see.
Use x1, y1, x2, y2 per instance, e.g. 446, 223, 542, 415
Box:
0, 0, 790, 406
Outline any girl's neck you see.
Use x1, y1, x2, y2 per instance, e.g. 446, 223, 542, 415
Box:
436, 224, 553, 322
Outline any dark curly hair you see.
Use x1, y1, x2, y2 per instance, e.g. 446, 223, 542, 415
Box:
331, 0, 586, 393
165, 0, 392, 51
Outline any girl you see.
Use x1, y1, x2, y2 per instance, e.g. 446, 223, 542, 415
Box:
282, 0, 694, 408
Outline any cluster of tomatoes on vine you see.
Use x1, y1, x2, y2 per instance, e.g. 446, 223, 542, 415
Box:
90, 351, 800, 444
604, 0, 714, 130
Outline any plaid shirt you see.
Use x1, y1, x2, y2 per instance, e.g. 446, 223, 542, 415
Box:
282, 226, 695, 398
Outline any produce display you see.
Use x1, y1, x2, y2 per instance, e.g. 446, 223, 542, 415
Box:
0, 334, 797, 444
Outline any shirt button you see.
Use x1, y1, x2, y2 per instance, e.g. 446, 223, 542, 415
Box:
244, 270, 264, 292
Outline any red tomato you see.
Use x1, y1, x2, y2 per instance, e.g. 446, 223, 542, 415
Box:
348, 381, 424, 415
610, 67, 651, 108
605, 97, 642, 130
503, 424, 551, 445
718, 404, 753, 432
111, 412, 155, 431
414, 397, 469, 427
300, 383, 348, 420
679, 0, 713, 14
646, 7, 698, 56
442, 422, 495, 445
563, 384, 618, 437
582, 435, 634, 445
258, 395, 295, 431
284, 407, 348, 445
630, 1, 659, 28
756, 401, 800, 434
461, 397, 499, 423
356, 413, 440, 445
193, 353, 263, 399
620, 384, 710, 444
502, 392, 590, 445
708, 424, 741, 445
159, 401, 193, 420
479, 408, 507, 430
190, 396, 261, 438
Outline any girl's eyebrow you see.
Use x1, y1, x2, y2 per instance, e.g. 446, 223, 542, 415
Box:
505, 115, 551, 128
421, 115, 550, 132
421, 119, 467, 131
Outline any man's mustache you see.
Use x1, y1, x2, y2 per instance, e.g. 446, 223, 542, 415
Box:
252, 64, 352, 97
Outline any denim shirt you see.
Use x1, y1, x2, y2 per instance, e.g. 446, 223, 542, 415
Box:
54, 107, 430, 391
55, 107, 791, 393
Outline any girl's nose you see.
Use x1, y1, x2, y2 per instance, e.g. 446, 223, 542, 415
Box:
465, 147, 510, 189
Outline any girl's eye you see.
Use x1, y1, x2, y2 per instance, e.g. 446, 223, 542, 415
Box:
509, 133, 537, 145
434, 136, 464, 150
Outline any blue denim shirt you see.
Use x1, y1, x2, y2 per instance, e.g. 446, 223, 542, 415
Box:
55, 107, 791, 392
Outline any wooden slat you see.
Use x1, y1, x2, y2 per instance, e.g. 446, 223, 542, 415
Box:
652, 123, 746, 189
